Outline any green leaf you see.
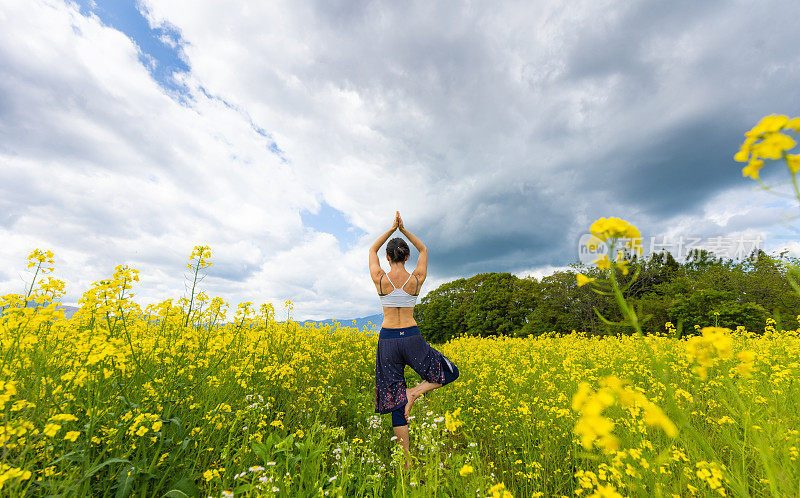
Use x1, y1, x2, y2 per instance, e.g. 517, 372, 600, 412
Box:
593, 307, 630, 327
265, 432, 278, 450
48, 450, 85, 466
787, 271, 800, 297
79, 457, 132, 484
162, 477, 199, 498
168, 416, 183, 438
251, 441, 269, 461
233, 482, 257, 493
162, 491, 189, 498
115, 465, 136, 498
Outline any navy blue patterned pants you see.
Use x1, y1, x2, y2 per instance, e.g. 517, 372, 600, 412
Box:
374, 325, 460, 427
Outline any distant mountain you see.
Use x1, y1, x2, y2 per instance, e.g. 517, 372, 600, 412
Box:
3, 303, 383, 331
296, 312, 383, 332
6, 302, 80, 319
58, 305, 79, 319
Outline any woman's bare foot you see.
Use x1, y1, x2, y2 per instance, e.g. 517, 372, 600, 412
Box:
404, 389, 419, 419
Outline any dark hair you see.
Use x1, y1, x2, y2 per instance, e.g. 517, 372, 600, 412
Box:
386, 237, 410, 263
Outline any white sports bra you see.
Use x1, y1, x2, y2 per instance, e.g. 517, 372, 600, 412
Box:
378, 272, 419, 308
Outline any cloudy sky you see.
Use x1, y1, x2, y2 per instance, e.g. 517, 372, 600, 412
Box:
2, 0, 800, 320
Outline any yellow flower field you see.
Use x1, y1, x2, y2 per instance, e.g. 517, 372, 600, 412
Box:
1, 248, 800, 497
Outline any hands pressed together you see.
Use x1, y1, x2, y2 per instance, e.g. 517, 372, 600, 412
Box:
391, 210, 404, 231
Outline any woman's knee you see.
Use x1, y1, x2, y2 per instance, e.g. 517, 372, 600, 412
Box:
442, 361, 459, 385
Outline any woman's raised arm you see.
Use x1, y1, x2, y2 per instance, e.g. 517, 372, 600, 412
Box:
368, 213, 399, 279
398, 218, 427, 278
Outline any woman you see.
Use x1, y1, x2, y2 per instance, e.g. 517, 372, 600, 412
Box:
368, 211, 460, 467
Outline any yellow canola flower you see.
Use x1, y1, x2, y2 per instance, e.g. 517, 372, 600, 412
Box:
572, 376, 677, 453
488, 482, 513, 498
751, 131, 796, 160
745, 114, 790, 139
695, 461, 726, 493
736, 350, 756, 378
735, 114, 799, 178
788, 117, 800, 132
590, 217, 640, 241
27, 249, 55, 272
576, 273, 596, 287
585, 235, 604, 251
0, 465, 33, 490
49, 413, 78, 423
8, 242, 800, 497
589, 484, 623, 498
586, 218, 643, 271
686, 327, 734, 379
572, 382, 618, 452
445, 408, 464, 433
787, 154, 800, 174
188, 245, 213, 269
594, 255, 611, 270
43, 423, 61, 438
614, 252, 630, 276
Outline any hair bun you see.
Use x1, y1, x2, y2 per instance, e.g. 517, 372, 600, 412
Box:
387, 237, 410, 263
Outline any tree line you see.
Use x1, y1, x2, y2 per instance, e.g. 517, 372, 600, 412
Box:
413, 249, 800, 343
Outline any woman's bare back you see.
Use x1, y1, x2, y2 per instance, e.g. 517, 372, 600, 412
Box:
376, 270, 425, 328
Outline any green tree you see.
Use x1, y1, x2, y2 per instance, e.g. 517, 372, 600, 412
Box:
415, 273, 537, 342
668, 288, 768, 333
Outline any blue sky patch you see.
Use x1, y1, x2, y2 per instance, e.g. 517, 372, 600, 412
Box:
72, 2, 287, 159
301, 201, 366, 251
74, 0, 189, 95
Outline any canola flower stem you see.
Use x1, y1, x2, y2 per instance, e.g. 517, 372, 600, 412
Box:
754, 430, 782, 498
607, 262, 641, 336
185, 260, 201, 328
721, 378, 759, 498
25, 261, 42, 300
790, 170, 800, 207
617, 264, 643, 293
600, 236, 738, 493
